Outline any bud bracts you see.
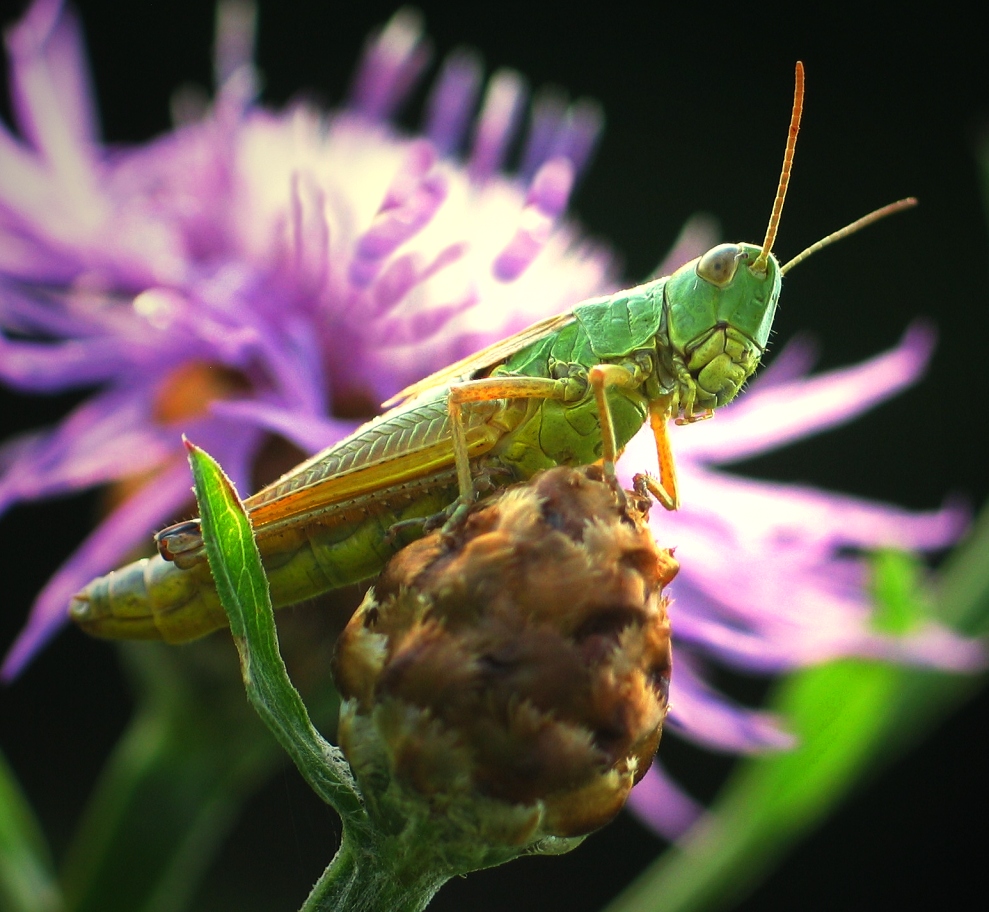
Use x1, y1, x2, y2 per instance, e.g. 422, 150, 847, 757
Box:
333, 465, 676, 848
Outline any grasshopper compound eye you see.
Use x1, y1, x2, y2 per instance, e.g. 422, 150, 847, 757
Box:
696, 244, 743, 287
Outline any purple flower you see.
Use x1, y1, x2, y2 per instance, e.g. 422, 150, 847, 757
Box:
0, 0, 980, 843
0, 0, 620, 675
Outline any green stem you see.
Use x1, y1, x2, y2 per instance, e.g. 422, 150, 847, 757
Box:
301, 839, 447, 912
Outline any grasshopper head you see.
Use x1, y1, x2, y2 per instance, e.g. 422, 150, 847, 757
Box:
660, 242, 782, 415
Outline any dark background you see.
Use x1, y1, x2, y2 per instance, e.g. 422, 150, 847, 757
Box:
1, 1, 987, 909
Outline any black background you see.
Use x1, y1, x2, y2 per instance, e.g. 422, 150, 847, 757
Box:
1, 1, 987, 910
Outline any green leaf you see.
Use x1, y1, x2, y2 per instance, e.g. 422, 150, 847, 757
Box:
933, 496, 989, 637
184, 438, 362, 820
0, 747, 63, 912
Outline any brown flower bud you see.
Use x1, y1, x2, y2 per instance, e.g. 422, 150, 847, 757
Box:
333, 465, 676, 851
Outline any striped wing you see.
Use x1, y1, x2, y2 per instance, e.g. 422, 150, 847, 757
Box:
243, 389, 496, 529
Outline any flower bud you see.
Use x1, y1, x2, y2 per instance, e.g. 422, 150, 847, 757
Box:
333, 465, 676, 851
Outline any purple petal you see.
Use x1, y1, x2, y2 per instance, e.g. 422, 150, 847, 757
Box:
348, 142, 447, 289
2, 0, 106, 259
128, 290, 260, 370
519, 89, 567, 180
861, 625, 986, 671
208, 399, 359, 454
0, 333, 141, 390
424, 49, 483, 156
157, 304, 261, 368
0, 126, 49, 229
674, 322, 935, 463
369, 243, 468, 316
547, 98, 604, 181
493, 157, 574, 281
671, 606, 796, 674
374, 292, 480, 347
665, 653, 796, 753
0, 283, 109, 337
671, 601, 985, 676
668, 465, 968, 554
468, 69, 527, 182
666, 516, 960, 670
668, 532, 870, 645
0, 222, 65, 282
626, 762, 705, 841
4, 0, 100, 155
1, 457, 194, 679
0, 388, 172, 515
287, 170, 330, 294
346, 9, 431, 122
247, 315, 327, 417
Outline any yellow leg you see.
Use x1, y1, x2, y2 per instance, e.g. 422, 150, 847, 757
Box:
447, 375, 570, 505
641, 397, 680, 511
588, 363, 636, 484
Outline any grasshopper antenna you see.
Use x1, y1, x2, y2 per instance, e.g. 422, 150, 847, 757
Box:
780, 198, 918, 275
752, 61, 805, 275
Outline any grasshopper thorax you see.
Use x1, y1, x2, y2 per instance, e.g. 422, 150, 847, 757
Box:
659, 241, 782, 418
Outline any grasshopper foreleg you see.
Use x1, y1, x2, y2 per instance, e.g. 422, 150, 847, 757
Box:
640, 396, 680, 511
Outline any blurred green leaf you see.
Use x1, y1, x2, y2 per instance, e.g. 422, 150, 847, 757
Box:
0, 748, 63, 912
58, 642, 286, 912
606, 516, 989, 912
870, 549, 925, 634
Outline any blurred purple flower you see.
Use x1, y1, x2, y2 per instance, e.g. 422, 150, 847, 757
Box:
0, 0, 981, 840
0, 0, 622, 675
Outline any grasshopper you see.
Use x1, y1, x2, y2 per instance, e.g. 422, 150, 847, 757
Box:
71, 63, 913, 642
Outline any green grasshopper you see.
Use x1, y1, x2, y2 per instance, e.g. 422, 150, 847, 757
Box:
70, 63, 913, 643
